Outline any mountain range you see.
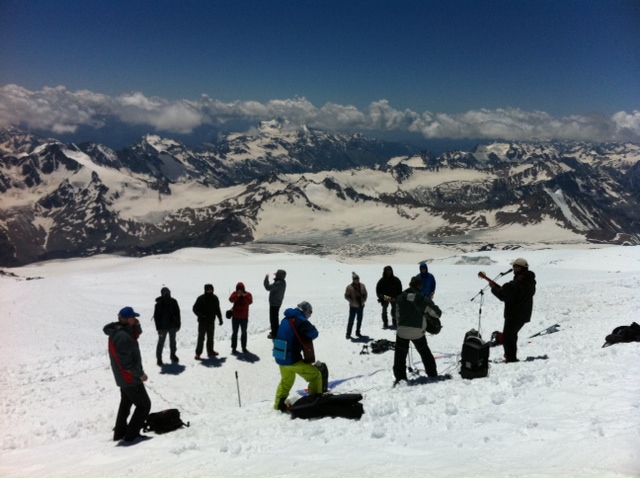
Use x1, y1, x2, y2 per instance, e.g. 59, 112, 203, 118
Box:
1, 121, 639, 267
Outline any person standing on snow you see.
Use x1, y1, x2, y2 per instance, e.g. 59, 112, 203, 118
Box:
375, 265, 402, 329
153, 286, 181, 366
393, 276, 442, 383
104, 306, 151, 443
415, 262, 436, 299
264, 269, 287, 339
192, 284, 223, 360
486, 258, 537, 363
344, 272, 368, 339
273, 301, 321, 412
229, 282, 253, 354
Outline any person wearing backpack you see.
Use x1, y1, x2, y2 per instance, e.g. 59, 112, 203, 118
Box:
487, 258, 537, 363
192, 284, 223, 360
264, 269, 287, 339
103, 306, 151, 443
273, 301, 321, 412
153, 287, 181, 366
393, 276, 442, 383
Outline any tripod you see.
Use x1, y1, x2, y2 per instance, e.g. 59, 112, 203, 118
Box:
471, 269, 511, 334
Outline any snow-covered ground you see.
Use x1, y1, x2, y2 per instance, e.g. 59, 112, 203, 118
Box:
1, 244, 639, 477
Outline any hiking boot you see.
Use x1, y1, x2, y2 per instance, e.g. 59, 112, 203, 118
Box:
157, 358, 163, 366
208, 351, 219, 358
242, 348, 249, 354
267, 333, 274, 339
356, 331, 363, 338
170, 354, 179, 363
194, 355, 202, 360
276, 398, 289, 413
231, 349, 238, 355
346, 334, 351, 340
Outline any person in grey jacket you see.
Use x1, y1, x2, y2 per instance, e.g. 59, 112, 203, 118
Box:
393, 276, 442, 383
103, 306, 151, 443
264, 269, 287, 339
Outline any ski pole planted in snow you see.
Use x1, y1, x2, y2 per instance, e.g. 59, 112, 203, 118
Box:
235, 371, 241, 407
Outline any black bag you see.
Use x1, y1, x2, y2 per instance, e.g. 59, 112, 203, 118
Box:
225, 309, 233, 319
426, 315, 442, 335
459, 329, 491, 379
143, 409, 190, 434
289, 393, 364, 420
314, 361, 329, 393
370, 339, 395, 354
604, 322, 640, 347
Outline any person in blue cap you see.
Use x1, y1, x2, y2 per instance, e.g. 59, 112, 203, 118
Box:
103, 306, 151, 443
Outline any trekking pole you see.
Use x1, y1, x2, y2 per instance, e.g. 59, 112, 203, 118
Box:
235, 371, 242, 407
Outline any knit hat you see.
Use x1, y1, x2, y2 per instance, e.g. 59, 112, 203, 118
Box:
118, 307, 140, 320
161, 287, 170, 297
297, 301, 313, 315
511, 258, 529, 268
204, 283, 214, 291
352, 272, 359, 281
410, 276, 423, 289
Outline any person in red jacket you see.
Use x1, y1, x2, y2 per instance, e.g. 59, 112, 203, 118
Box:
229, 282, 253, 354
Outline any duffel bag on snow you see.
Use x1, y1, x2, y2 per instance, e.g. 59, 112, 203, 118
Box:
143, 409, 190, 434
289, 393, 364, 420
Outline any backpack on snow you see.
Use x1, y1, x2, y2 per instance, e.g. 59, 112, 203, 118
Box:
459, 329, 491, 380
603, 322, 640, 347
370, 339, 395, 354
143, 409, 190, 434
289, 393, 364, 420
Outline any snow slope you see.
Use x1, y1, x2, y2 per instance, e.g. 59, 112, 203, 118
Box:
0, 245, 639, 477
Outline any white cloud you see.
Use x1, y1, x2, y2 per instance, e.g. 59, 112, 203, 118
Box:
0, 84, 638, 142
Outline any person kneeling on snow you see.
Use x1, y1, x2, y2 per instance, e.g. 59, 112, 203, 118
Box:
273, 301, 322, 412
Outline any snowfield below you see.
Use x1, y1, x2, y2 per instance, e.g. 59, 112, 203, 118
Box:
0, 244, 639, 477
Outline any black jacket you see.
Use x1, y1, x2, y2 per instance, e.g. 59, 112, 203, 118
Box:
376, 266, 403, 302
492, 269, 537, 323
192, 292, 222, 325
153, 296, 181, 331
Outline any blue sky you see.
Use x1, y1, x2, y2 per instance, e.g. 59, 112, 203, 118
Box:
1, 0, 639, 146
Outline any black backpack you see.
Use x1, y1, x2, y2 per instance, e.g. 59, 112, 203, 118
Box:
370, 339, 395, 354
603, 322, 640, 347
459, 329, 491, 380
143, 409, 190, 434
289, 393, 364, 420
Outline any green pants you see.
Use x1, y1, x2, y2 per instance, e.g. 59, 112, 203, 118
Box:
274, 361, 322, 409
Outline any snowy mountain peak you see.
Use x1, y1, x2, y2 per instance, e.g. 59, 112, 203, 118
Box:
1, 126, 639, 267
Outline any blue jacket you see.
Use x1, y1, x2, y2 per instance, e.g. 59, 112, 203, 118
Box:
274, 307, 318, 366
416, 262, 437, 298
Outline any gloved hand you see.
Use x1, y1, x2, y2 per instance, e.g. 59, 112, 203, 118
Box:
140, 374, 148, 382
218, 320, 223, 326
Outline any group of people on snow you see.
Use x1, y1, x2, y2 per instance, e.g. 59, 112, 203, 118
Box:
104, 259, 535, 442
